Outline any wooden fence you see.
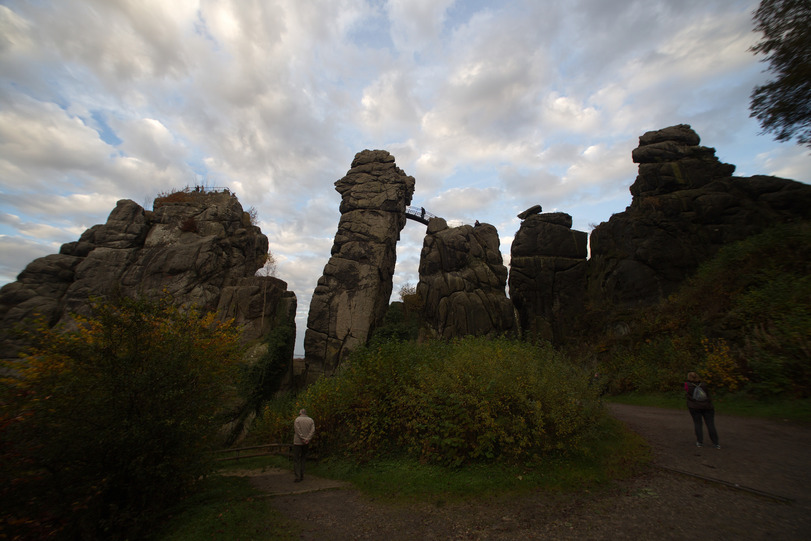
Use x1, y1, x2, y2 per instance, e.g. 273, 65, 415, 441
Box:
214, 443, 319, 463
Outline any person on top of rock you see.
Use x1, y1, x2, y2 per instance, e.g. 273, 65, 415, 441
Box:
293, 408, 315, 482
685, 372, 720, 449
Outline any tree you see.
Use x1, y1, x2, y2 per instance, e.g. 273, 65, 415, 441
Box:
256, 251, 278, 277
749, 0, 811, 147
0, 296, 243, 540
398, 282, 416, 301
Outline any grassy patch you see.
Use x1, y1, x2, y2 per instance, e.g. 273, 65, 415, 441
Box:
606, 393, 811, 423
302, 414, 649, 504
154, 411, 648, 537
155, 475, 297, 541
215, 453, 293, 473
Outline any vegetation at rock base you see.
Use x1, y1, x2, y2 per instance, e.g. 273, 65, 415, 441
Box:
155, 474, 297, 541
0, 296, 243, 540
225, 318, 295, 445
2, 217, 808, 539
583, 221, 811, 401
249, 337, 603, 467
369, 282, 423, 344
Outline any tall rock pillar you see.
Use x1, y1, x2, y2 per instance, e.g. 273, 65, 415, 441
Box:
509, 207, 588, 344
304, 150, 415, 375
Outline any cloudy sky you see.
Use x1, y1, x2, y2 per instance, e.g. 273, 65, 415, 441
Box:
1, 0, 809, 355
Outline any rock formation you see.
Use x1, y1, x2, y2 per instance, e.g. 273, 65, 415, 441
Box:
418, 218, 516, 339
588, 124, 811, 308
304, 150, 415, 375
0, 189, 296, 361
509, 208, 588, 343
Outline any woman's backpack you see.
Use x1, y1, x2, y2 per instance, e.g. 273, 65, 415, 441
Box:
692, 383, 708, 401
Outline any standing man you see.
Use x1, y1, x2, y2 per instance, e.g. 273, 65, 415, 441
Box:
293, 408, 315, 482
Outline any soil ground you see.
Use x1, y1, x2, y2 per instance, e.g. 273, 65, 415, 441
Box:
230, 404, 811, 540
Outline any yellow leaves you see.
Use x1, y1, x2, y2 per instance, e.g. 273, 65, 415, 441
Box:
701, 338, 748, 392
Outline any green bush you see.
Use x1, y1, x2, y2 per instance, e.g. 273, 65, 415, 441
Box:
591, 222, 811, 398
226, 320, 295, 445
259, 337, 602, 467
0, 296, 243, 540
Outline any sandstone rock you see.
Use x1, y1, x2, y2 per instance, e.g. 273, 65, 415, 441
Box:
630, 125, 736, 197
0, 190, 295, 361
304, 150, 414, 375
509, 213, 587, 343
418, 222, 516, 339
589, 124, 811, 308
517, 204, 543, 220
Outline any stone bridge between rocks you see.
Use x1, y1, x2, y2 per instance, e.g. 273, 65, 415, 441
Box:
405, 205, 440, 225
303, 149, 517, 379
302, 125, 811, 382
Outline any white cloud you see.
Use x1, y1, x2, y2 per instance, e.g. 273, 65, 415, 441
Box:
387, 0, 456, 55
755, 148, 811, 183
0, 95, 112, 184
428, 186, 502, 223
1, 0, 809, 357
0, 234, 60, 284
360, 69, 423, 137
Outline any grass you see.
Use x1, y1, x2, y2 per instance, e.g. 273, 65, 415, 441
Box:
606, 392, 811, 423
155, 392, 809, 539
154, 473, 297, 541
224, 414, 648, 505
323, 416, 649, 504
153, 411, 649, 538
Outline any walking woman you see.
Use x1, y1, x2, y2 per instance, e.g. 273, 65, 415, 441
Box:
685, 372, 720, 449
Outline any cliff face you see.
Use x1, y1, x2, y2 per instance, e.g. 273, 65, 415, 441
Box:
507, 125, 811, 343
304, 150, 415, 376
588, 124, 811, 309
418, 218, 516, 339
0, 190, 296, 360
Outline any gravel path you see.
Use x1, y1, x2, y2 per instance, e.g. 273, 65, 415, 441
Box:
245, 405, 811, 540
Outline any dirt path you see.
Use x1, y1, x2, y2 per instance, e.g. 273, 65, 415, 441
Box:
245, 405, 811, 540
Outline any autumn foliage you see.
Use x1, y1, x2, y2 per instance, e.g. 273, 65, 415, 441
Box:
251, 337, 602, 467
0, 296, 242, 540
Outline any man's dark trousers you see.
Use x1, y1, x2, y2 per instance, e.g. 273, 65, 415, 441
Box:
293, 443, 308, 481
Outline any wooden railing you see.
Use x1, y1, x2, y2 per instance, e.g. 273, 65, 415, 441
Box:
214, 443, 319, 463
214, 443, 292, 462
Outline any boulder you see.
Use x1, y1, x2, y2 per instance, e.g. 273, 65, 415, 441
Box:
509, 213, 588, 343
588, 124, 811, 308
0, 190, 296, 362
418, 222, 516, 339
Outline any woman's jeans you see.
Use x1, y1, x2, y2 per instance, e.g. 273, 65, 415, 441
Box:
689, 407, 718, 445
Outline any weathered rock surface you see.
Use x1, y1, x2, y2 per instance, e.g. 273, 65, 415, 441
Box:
304, 150, 415, 375
0, 190, 296, 360
418, 219, 516, 339
588, 124, 811, 308
509, 210, 588, 343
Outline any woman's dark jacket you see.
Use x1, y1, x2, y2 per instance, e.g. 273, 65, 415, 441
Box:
685, 381, 714, 410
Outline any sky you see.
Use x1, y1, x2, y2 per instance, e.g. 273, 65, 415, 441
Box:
1, 0, 809, 356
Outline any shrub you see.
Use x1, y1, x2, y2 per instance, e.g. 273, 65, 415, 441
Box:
226, 320, 295, 445
260, 337, 602, 467
701, 338, 747, 392
590, 222, 811, 398
0, 296, 242, 540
